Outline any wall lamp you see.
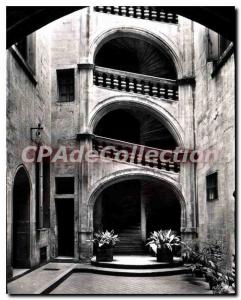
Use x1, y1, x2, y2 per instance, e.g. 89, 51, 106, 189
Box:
30, 123, 43, 144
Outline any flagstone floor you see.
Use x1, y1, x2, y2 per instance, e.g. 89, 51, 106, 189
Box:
8, 261, 212, 295
50, 273, 212, 295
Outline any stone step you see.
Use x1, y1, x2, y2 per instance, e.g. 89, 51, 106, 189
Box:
91, 256, 183, 269
82, 266, 190, 276
119, 225, 140, 228
44, 264, 191, 294
115, 245, 144, 249
53, 257, 76, 263
118, 234, 141, 238
114, 250, 147, 254
116, 226, 144, 254
118, 231, 141, 233
115, 245, 145, 248
85, 263, 189, 276
114, 250, 146, 254
117, 239, 143, 243
115, 244, 145, 248
117, 244, 144, 248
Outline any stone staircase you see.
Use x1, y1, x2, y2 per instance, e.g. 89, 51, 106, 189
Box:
114, 224, 146, 255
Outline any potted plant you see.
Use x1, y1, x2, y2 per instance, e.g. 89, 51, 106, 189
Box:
146, 229, 180, 262
191, 263, 204, 277
88, 230, 119, 262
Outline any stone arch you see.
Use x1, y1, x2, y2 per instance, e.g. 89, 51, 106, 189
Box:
87, 168, 187, 232
89, 26, 183, 79
12, 164, 32, 191
89, 95, 184, 147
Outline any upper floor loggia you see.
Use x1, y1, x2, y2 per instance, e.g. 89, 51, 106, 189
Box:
93, 34, 179, 102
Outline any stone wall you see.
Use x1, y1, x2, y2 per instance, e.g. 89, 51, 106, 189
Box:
193, 22, 235, 269
6, 25, 51, 277
49, 8, 198, 261
7, 8, 235, 272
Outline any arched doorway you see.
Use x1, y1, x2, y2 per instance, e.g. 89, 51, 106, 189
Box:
93, 178, 181, 255
12, 167, 31, 268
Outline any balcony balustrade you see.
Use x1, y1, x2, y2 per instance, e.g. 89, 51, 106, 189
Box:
92, 134, 180, 173
94, 6, 178, 24
93, 66, 178, 101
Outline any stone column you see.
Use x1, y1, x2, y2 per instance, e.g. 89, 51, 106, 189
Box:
77, 63, 94, 132
76, 8, 95, 261
77, 133, 94, 262
78, 6, 93, 132
140, 182, 147, 242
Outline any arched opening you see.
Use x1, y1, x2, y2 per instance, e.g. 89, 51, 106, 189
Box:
94, 107, 177, 150
93, 178, 181, 254
95, 36, 177, 79
12, 167, 31, 268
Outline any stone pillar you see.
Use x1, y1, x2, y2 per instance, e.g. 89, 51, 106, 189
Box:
140, 183, 147, 242
77, 63, 94, 132
78, 6, 93, 132
76, 8, 95, 261
77, 133, 94, 261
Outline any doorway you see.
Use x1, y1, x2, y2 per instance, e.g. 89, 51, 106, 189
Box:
56, 198, 74, 257
12, 167, 31, 268
93, 178, 181, 255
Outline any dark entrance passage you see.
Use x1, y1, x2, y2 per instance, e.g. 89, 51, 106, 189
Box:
93, 179, 181, 255
99, 180, 141, 231
94, 180, 143, 254
12, 167, 31, 268
56, 198, 74, 257
144, 181, 181, 235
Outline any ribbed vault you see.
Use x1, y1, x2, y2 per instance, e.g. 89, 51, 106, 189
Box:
95, 36, 177, 79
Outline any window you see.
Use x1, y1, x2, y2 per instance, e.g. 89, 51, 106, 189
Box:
207, 29, 232, 61
13, 34, 36, 77
207, 29, 233, 77
57, 69, 75, 102
40, 247, 47, 264
55, 177, 75, 194
15, 37, 27, 60
219, 36, 232, 56
206, 172, 218, 201
36, 157, 50, 229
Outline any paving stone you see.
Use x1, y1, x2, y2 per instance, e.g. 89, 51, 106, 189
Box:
7, 263, 76, 294
50, 273, 212, 295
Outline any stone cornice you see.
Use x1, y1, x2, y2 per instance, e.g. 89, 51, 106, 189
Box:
177, 77, 196, 86
77, 63, 94, 70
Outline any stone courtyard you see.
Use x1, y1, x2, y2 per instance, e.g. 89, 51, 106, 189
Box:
8, 261, 211, 295
6, 6, 235, 295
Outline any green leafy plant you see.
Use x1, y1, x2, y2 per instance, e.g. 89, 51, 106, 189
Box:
181, 240, 235, 294
212, 273, 235, 295
88, 230, 119, 248
181, 241, 199, 263
146, 229, 180, 254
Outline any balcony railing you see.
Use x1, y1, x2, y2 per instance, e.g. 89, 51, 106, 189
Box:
93, 66, 178, 101
92, 134, 180, 173
94, 6, 178, 24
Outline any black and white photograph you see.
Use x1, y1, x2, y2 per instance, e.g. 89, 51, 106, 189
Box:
3, 3, 237, 295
